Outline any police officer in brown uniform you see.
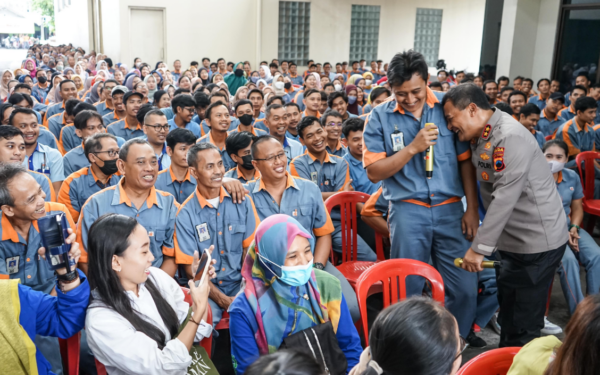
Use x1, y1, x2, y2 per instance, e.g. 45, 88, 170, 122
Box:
441, 84, 568, 347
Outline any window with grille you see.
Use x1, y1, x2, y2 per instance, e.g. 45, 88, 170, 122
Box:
349, 5, 381, 63
278, 1, 311, 66
414, 8, 443, 67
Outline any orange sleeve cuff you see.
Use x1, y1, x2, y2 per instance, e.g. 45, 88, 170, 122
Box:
289, 162, 300, 177
162, 246, 175, 257
0, 274, 9, 279
457, 149, 471, 162
173, 232, 194, 265
363, 150, 386, 168
313, 211, 335, 237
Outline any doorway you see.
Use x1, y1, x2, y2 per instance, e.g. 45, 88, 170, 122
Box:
129, 8, 165, 66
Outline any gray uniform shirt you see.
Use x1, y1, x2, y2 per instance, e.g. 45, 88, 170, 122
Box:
470, 109, 568, 256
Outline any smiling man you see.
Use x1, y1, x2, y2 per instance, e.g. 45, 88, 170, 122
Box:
263, 104, 303, 164
362, 50, 479, 343
196, 102, 235, 171
106, 91, 145, 140
442, 83, 568, 347
77, 139, 179, 275
508, 91, 527, 119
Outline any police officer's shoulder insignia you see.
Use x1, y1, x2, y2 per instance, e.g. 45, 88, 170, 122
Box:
482, 124, 492, 140
480, 153, 490, 160
481, 172, 489, 181
484, 142, 492, 150
493, 147, 505, 172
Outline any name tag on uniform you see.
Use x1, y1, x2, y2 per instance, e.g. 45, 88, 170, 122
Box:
311, 172, 318, 184
6, 256, 19, 274
391, 132, 404, 152
196, 223, 210, 242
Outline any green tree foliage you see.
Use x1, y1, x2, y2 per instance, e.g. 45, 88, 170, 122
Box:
32, 0, 55, 32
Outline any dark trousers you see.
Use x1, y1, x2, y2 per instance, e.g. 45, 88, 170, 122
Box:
496, 243, 567, 347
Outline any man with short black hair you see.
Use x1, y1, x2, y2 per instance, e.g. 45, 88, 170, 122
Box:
483, 80, 498, 105
550, 79, 560, 94
302, 88, 321, 118
499, 86, 514, 103
102, 85, 128, 125
168, 95, 201, 138
288, 62, 303, 86
59, 102, 99, 153
342, 117, 380, 195
94, 79, 118, 117
556, 96, 598, 167
529, 79, 551, 110
63, 110, 108, 176
196, 102, 235, 171
247, 89, 266, 121
155, 128, 197, 204
224, 131, 261, 183
497, 76, 509, 91
58, 132, 121, 222
508, 91, 528, 118
328, 91, 357, 122
518, 103, 545, 148
48, 98, 78, 140
590, 82, 600, 124
142, 108, 171, 172
559, 85, 587, 122
538, 92, 566, 137
513, 76, 524, 91
264, 104, 303, 164
320, 110, 347, 157
192, 91, 210, 131
521, 78, 534, 97
32, 69, 50, 103
566, 73, 591, 106
77, 139, 179, 275
284, 102, 302, 142
106, 91, 144, 140
174, 142, 259, 326
217, 58, 229, 77
230, 99, 268, 136
44, 80, 78, 125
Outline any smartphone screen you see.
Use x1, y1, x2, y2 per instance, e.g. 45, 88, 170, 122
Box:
194, 249, 210, 285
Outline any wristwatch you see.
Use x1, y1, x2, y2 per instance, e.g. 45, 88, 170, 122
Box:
313, 262, 325, 270
56, 269, 78, 283
569, 224, 580, 232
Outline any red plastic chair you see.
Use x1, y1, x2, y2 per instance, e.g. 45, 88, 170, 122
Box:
545, 134, 553, 141
325, 192, 385, 289
575, 151, 600, 232
95, 287, 215, 374
58, 332, 81, 375
456, 347, 520, 375
355, 259, 445, 345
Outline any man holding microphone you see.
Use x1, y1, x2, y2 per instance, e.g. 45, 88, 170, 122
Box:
442, 83, 568, 347
363, 50, 480, 342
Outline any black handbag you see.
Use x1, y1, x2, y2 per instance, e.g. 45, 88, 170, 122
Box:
279, 321, 348, 375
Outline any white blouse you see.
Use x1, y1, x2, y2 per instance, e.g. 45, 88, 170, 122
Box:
86, 267, 212, 375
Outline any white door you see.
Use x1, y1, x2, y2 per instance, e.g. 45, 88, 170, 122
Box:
130, 8, 165, 66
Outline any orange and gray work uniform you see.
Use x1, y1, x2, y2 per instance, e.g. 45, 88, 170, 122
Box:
554, 119, 596, 168
558, 104, 576, 122
77, 179, 178, 267
471, 108, 568, 347
362, 87, 477, 338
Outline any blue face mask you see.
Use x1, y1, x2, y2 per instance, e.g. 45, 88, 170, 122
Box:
348, 96, 357, 105
259, 254, 314, 286
251, 76, 259, 83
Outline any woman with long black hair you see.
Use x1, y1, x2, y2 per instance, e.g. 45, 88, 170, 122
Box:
85, 213, 214, 375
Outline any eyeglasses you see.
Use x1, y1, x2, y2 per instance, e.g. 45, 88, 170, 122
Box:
145, 124, 170, 132
254, 152, 286, 163
326, 122, 343, 127
183, 106, 196, 113
93, 150, 120, 158
455, 336, 468, 361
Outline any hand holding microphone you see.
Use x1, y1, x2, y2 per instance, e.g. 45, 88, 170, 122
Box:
407, 123, 438, 179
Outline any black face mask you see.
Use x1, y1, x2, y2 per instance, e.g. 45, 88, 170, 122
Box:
284, 82, 292, 90
240, 155, 254, 170
235, 69, 244, 77
239, 114, 253, 126
97, 159, 119, 175
37, 76, 47, 84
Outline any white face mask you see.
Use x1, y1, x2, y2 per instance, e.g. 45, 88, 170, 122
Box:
365, 79, 372, 86
334, 84, 342, 92
548, 160, 565, 174
274, 81, 284, 90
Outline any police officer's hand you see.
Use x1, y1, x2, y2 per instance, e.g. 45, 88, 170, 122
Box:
568, 227, 580, 252
461, 248, 484, 273
222, 178, 249, 204
407, 123, 438, 154
37, 228, 81, 275
462, 209, 479, 241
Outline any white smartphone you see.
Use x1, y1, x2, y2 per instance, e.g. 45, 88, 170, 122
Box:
193, 248, 212, 287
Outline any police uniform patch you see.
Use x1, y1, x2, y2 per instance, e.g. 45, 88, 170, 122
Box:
493, 147, 505, 172
482, 124, 492, 140
484, 142, 492, 150
480, 153, 490, 160
481, 172, 489, 181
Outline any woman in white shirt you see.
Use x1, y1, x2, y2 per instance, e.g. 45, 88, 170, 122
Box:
85, 213, 214, 375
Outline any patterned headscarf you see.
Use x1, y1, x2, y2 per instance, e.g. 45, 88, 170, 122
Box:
240, 214, 342, 355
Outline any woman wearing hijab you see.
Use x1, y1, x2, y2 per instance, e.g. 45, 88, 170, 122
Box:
229, 214, 362, 375
1, 69, 15, 101
124, 73, 138, 91
72, 74, 85, 98
272, 73, 286, 97
63, 67, 74, 80
24, 58, 37, 78
144, 74, 158, 102
46, 73, 64, 105
233, 86, 249, 105
259, 65, 273, 84
345, 84, 360, 116
256, 79, 267, 91
362, 72, 374, 95
85, 81, 104, 104
224, 62, 247, 95
211, 73, 224, 84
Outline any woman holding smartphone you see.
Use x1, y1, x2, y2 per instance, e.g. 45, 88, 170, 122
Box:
85, 213, 215, 375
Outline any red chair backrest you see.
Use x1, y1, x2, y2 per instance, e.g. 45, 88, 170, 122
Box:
575, 151, 600, 200
181, 286, 213, 356
58, 332, 81, 375
355, 259, 445, 345
545, 134, 553, 141
325, 191, 384, 262
456, 347, 520, 375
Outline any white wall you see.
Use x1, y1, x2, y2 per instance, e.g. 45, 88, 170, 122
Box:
54, 0, 91, 51
496, 0, 560, 81
261, 0, 486, 72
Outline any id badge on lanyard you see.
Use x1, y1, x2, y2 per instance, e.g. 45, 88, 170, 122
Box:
29, 152, 50, 175
391, 125, 404, 152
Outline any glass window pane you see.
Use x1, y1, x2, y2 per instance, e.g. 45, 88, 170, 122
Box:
414, 8, 443, 67
278, 1, 311, 65
349, 4, 381, 62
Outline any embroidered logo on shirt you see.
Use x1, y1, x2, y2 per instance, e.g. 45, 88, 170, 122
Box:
482, 124, 492, 140
570, 187, 574, 191
292, 209, 298, 217
481, 172, 489, 181
493, 147, 505, 172
480, 153, 490, 160
484, 142, 492, 150
148, 231, 154, 237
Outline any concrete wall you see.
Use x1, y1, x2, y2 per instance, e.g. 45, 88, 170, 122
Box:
54, 0, 92, 51
496, 0, 560, 82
